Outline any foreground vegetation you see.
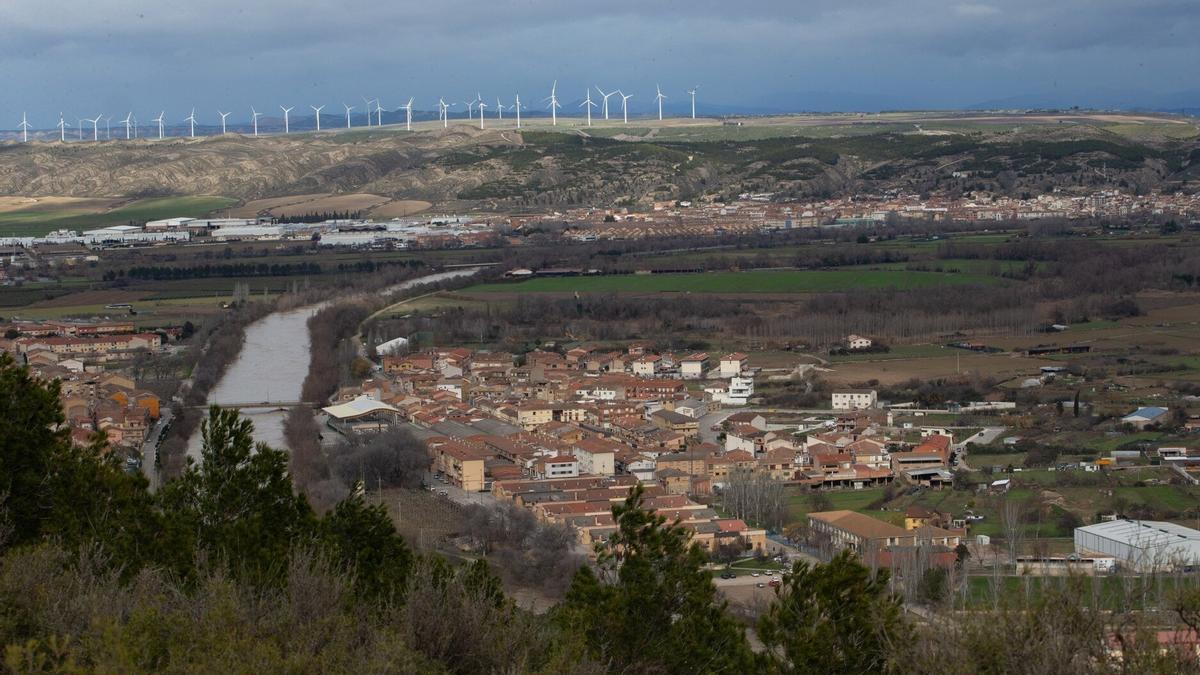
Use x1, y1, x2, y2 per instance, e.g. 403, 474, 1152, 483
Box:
5, 354, 1200, 672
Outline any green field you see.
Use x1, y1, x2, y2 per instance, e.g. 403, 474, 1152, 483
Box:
0, 196, 237, 236
467, 269, 1001, 295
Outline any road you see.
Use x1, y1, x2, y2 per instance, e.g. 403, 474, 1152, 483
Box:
140, 407, 173, 491
425, 471, 496, 507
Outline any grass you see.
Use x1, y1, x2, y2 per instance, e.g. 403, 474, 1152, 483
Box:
466, 269, 1001, 295
1086, 432, 1164, 453
789, 487, 900, 524
0, 196, 237, 236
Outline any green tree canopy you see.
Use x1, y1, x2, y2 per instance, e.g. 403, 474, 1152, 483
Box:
757, 550, 909, 674
558, 485, 758, 674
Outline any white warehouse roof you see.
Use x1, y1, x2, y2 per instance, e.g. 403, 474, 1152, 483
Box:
323, 396, 400, 421
1076, 519, 1200, 569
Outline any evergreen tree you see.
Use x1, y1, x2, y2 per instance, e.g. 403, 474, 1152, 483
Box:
0, 353, 67, 545
558, 486, 758, 674
156, 406, 315, 583
757, 550, 909, 674
320, 495, 413, 600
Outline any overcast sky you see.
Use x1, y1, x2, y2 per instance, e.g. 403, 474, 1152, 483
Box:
3, 0, 1199, 126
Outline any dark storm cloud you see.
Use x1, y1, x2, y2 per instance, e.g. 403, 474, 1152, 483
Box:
2, 0, 1198, 124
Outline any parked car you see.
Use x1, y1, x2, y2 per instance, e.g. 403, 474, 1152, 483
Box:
756, 582, 766, 588
768, 579, 782, 588
751, 572, 760, 577
720, 572, 736, 580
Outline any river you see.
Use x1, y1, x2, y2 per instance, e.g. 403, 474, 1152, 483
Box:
186, 268, 480, 459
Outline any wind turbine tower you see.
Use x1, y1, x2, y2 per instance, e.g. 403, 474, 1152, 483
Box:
402, 97, 413, 131
687, 86, 699, 119
654, 85, 667, 121
619, 91, 633, 124
496, 97, 504, 122
87, 115, 102, 141
19, 113, 31, 143
185, 109, 197, 138
596, 87, 615, 120
344, 104, 354, 129
121, 112, 133, 140
581, 90, 597, 127
375, 100, 383, 126
57, 114, 66, 142
153, 111, 165, 140
311, 104, 324, 131
438, 98, 448, 128
218, 111, 231, 134
515, 93, 522, 128
362, 97, 376, 126
544, 80, 561, 126
250, 107, 262, 137
280, 105, 294, 134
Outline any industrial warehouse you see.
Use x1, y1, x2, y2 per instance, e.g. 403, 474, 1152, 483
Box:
1074, 520, 1200, 573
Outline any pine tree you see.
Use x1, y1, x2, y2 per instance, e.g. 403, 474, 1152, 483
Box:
557, 485, 758, 673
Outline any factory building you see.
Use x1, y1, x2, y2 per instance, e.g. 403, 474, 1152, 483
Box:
1074, 519, 1200, 572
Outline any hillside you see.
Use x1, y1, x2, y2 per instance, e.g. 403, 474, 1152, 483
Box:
1, 116, 1198, 217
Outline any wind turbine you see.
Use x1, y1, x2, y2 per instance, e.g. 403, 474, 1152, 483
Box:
153, 111, 165, 140
496, 97, 504, 122
87, 115, 102, 141
57, 114, 66, 142
218, 110, 231, 134
687, 86, 699, 119
477, 99, 487, 129
77, 119, 83, 141
280, 105, 293, 134
104, 116, 112, 140
361, 97, 376, 126
18, 113, 31, 143
596, 86, 616, 120
375, 99, 384, 126
343, 103, 354, 129
401, 97, 413, 131
544, 80, 560, 126
654, 85, 667, 121
121, 112, 133, 140
515, 93, 522, 129
437, 98, 448, 127
185, 109, 197, 138
133, 115, 138, 138
619, 91, 633, 124
250, 107, 262, 136
311, 104, 324, 131
580, 90, 597, 127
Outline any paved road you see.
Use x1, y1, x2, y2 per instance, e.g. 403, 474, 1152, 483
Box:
140, 408, 173, 491
425, 471, 495, 507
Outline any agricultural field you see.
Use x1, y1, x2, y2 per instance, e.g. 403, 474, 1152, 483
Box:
0, 195, 237, 236
465, 269, 1001, 295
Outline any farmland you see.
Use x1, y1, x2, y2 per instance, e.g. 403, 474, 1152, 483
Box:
0, 195, 237, 236
465, 269, 1001, 295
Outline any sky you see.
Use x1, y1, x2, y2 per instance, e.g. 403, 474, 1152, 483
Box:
3, 0, 1199, 127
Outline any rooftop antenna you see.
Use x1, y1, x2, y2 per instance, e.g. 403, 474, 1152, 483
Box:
250, 107, 262, 137
654, 84, 667, 121
401, 97, 413, 131
57, 113, 66, 142
18, 113, 31, 143
311, 104, 324, 131
544, 80, 560, 126
343, 103, 354, 129
185, 109, 197, 138
121, 112, 133, 140
581, 89, 597, 127
218, 110, 231, 134
280, 105, 294, 134
619, 91, 633, 124
153, 111, 165, 140
596, 86, 615, 120
477, 98, 487, 129
687, 86, 699, 119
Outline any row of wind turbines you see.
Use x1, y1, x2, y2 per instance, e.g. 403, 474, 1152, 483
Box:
9, 83, 699, 142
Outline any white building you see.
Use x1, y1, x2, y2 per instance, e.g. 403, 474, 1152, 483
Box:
719, 353, 748, 378
538, 455, 580, 479
1075, 519, 1200, 572
632, 354, 660, 376
832, 389, 877, 410
680, 353, 708, 380
846, 334, 873, 350
710, 377, 754, 406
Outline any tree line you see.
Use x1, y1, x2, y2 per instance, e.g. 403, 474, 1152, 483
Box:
5, 355, 1200, 672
